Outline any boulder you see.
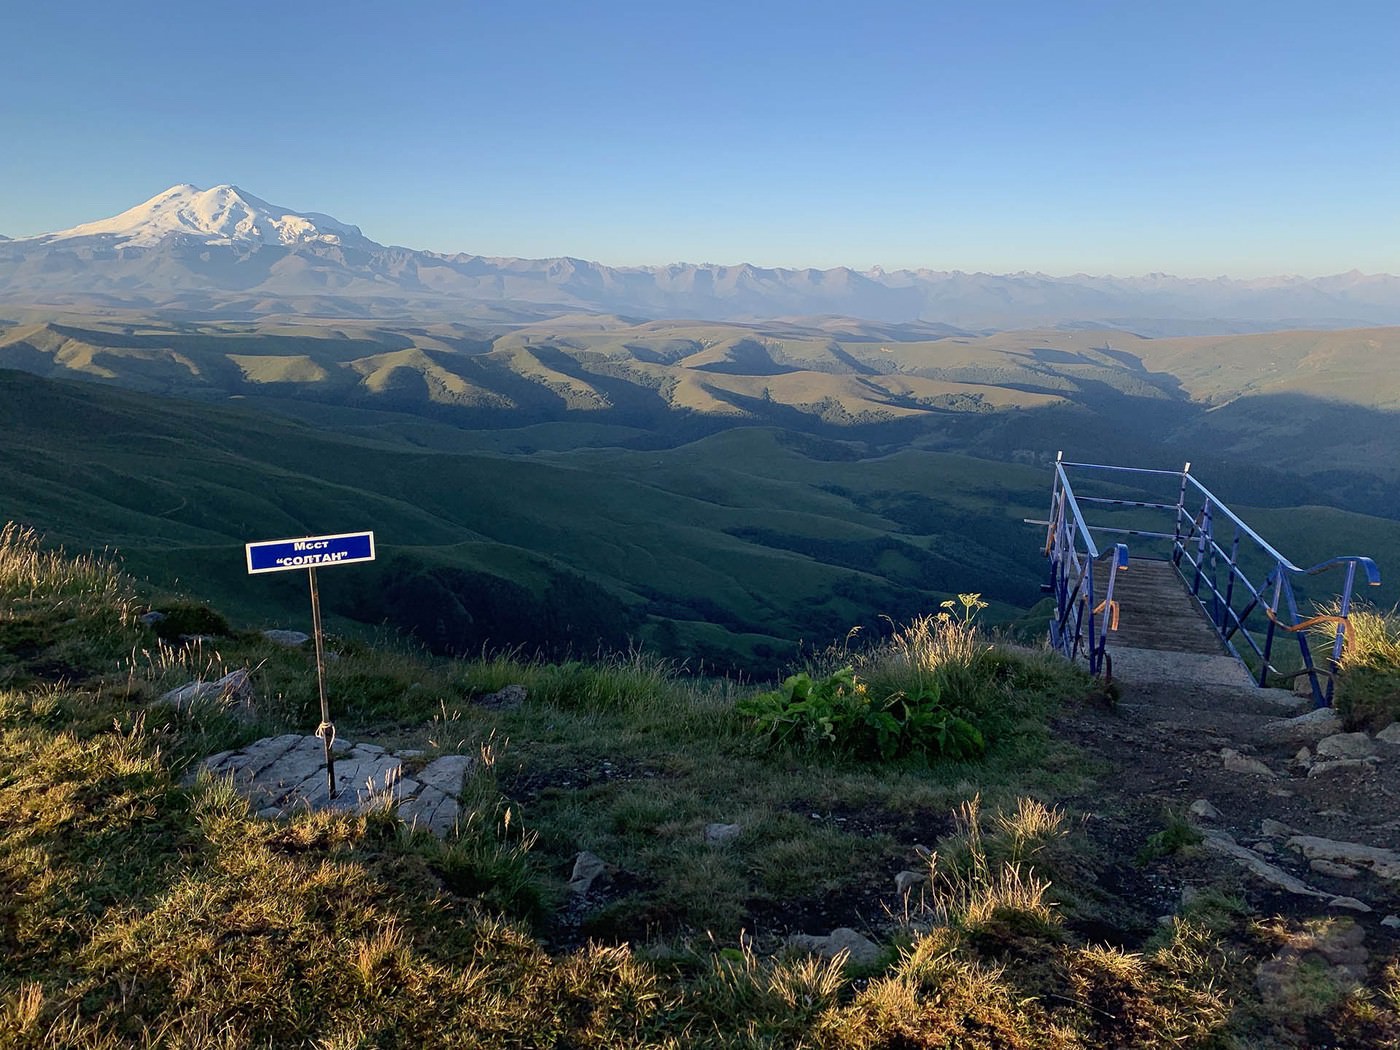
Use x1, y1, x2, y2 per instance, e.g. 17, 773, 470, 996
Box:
1258, 707, 1341, 745
1221, 749, 1275, 778
161, 668, 253, 712
1316, 732, 1378, 760
568, 851, 609, 895
894, 870, 927, 894
1260, 819, 1296, 839
1330, 896, 1373, 913
1376, 723, 1400, 745
1202, 830, 1328, 899
476, 685, 527, 710
788, 927, 882, 968
1188, 799, 1222, 822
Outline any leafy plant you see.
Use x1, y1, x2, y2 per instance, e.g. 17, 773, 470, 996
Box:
737, 665, 985, 761
736, 665, 867, 750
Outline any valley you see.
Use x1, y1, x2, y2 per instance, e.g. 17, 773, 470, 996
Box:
4, 307, 1400, 674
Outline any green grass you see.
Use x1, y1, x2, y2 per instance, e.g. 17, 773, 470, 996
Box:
1329, 603, 1400, 729
6, 526, 1400, 1046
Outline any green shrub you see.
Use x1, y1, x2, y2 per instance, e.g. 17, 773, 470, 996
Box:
736, 665, 985, 761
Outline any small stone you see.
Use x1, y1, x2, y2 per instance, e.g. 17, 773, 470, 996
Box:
788, 928, 882, 968
139, 610, 167, 625
160, 668, 254, 714
1221, 748, 1275, 777
1255, 841, 1277, 855
894, 870, 926, 894
1180, 885, 1201, 907
1382, 915, 1400, 929
1188, 799, 1222, 822
1317, 732, 1378, 761
262, 629, 310, 646
1376, 723, 1400, 745
704, 822, 742, 845
1295, 746, 1312, 766
1311, 859, 1361, 879
476, 685, 527, 710
1329, 896, 1373, 913
397, 749, 425, 758
568, 851, 609, 895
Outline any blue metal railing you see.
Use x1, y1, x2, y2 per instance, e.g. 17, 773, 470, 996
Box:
1043, 456, 1380, 705
1042, 459, 1129, 677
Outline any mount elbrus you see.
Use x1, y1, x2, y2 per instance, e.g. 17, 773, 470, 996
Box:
4, 184, 1400, 330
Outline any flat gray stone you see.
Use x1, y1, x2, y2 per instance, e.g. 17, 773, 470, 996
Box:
1311, 859, 1361, 879
192, 735, 476, 839
1203, 830, 1329, 899
1287, 835, 1400, 880
1330, 896, 1373, 913
418, 754, 474, 796
1261, 818, 1296, 839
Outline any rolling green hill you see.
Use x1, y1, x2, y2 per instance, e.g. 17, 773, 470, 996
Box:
7, 309, 1400, 669
2, 369, 1063, 672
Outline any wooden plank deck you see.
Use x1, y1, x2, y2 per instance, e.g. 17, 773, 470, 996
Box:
1109, 557, 1227, 655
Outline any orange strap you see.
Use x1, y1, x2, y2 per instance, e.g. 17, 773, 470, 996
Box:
1264, 607, 1349, 634
1092, 599, 1121, 631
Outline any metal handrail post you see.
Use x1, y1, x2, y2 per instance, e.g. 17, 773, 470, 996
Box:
1327, 560, 1360, 705
1172, 462, 1191, 566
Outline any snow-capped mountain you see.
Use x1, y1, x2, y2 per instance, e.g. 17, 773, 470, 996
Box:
16, 184, 369, 249
3, 184, 1400, 333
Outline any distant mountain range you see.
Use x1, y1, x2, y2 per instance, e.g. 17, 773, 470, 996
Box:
4, 184, 1400, 333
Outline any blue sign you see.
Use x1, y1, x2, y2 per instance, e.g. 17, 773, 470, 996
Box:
246, 531, 376, 575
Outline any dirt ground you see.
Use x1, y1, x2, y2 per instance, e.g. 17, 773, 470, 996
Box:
1055, 645, 1400, 951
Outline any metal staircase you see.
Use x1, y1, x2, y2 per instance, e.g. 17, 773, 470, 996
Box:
1040, 456, 1381, 706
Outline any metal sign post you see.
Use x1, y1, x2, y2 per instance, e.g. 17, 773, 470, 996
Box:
246, 531, 376, 798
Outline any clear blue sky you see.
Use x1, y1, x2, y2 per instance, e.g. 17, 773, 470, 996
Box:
4, 0, 1397, 276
